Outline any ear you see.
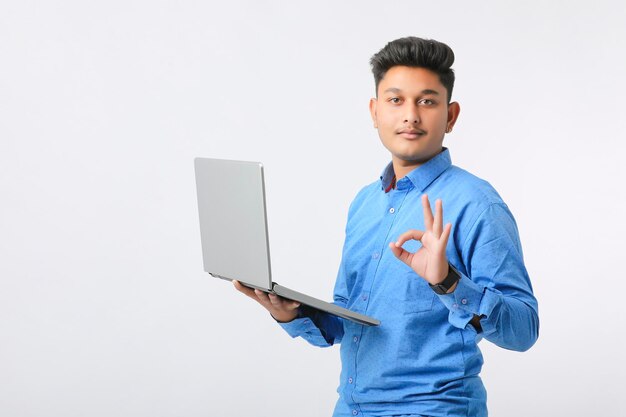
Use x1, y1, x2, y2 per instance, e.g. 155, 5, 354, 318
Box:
369, 98, 378, 128
446, 101, 460, 132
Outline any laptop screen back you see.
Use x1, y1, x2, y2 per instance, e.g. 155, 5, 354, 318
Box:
194, 158, 273, 290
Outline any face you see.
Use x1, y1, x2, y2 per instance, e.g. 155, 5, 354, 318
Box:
369, 66, 460, 176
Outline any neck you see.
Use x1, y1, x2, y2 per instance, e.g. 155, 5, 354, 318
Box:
392, 159, 422, 181
392, 149, 443, 180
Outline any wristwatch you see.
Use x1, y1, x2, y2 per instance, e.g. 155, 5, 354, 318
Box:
429, 263, 461, 295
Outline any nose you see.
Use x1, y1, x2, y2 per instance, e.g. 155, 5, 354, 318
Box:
403, 103, 420, 124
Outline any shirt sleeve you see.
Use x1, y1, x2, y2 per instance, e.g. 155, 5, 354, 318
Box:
436, 203, 539, 352
278, 304, 345, 347
277, 256, 349, 346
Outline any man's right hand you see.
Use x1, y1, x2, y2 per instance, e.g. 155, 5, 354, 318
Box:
233, 280, 301, 323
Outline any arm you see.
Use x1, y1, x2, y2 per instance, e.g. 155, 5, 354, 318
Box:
439, 202, 539, 351
233, 280, 345, 347
390, 196, 539, 352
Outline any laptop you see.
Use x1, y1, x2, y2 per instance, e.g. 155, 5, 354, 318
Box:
194, 157, 380, 327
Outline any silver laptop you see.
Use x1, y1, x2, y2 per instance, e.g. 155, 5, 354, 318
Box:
194, 157, 380, 326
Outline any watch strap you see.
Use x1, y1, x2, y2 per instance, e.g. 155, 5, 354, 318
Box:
429, 263, 461, 295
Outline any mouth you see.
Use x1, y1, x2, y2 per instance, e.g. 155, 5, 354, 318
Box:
397, 129, 426, 139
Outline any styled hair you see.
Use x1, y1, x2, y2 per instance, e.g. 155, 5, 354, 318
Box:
370, 37, 455, 102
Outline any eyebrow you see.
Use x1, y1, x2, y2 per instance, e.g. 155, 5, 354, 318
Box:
382, 87, 440, 95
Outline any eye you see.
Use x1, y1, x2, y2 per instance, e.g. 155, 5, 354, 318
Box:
388, 97, 402, 104
418, 98, 436, 106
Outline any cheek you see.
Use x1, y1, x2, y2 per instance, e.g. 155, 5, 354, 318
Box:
423, 114, 446, 131
436, 112, 450, 126
377, 111, 397, 128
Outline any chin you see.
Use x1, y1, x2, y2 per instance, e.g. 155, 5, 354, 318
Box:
398, 156, 428, 165
395, 151, 437, 165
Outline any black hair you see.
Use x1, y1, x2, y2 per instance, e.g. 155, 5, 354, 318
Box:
370, 37, 455, 102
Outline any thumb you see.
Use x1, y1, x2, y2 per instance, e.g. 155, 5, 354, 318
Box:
389, 241, 413, 265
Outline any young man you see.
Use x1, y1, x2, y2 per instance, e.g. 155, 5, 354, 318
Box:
234, 37, 539, 417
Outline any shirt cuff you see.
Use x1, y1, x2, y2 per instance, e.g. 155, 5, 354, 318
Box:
278, 316, 318, 338
435, 275, 497, 329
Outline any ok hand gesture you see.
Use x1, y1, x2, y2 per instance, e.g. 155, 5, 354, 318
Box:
389, 194, 452, 286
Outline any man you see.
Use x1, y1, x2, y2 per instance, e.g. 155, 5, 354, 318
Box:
234, 37, 539, 417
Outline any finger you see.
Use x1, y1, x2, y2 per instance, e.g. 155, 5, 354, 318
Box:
286, 301, 302, 310
254, 289, 273, 308
389, 241, 414, 266
422, 194, 434, 231
393, 229, 425, 247
233, 280, 259, 300
268, 293, 301, 310
268, 293, 282, 307
441, 222, 452, 246
433, 199, 443, 237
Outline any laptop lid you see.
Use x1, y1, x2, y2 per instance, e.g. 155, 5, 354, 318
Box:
194, 157, 273, 291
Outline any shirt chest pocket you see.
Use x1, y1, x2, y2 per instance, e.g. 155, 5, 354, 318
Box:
402, 272, 436, 314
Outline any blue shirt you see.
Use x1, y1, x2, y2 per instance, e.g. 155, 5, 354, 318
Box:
280, 149, 539, 417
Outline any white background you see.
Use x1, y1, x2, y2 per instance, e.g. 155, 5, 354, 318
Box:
1, 1, 625, 416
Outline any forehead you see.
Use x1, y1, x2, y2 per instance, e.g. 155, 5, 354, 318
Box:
377, 66, 444, 95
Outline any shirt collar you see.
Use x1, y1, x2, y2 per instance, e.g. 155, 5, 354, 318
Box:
379, 148, 452, 192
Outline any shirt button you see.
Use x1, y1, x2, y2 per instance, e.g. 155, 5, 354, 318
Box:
372, 252, 380, 259
352, 410, 358, 416
348, 377, 353, 384
461, 298, 468, 305
303, 319, 310, 324
452, 303, 458, 309
361, 294, 368, 301
353, 336, 359, 343
389, 207, 395, 214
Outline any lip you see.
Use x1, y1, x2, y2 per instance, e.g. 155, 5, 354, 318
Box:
397, 129, 426, 139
